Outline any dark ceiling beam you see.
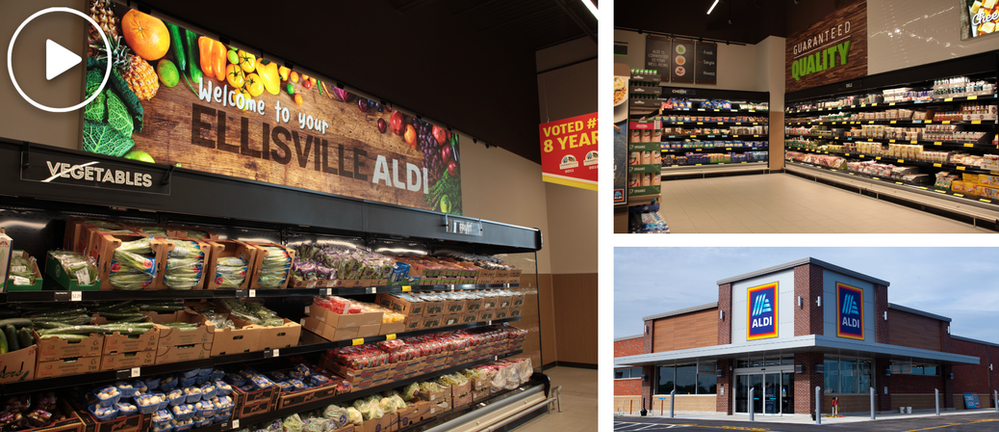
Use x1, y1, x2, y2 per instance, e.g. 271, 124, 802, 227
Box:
552, 0, 596, 42
395, 0, 437, 15
478, 4, 561, 32
454, 0, 504, 16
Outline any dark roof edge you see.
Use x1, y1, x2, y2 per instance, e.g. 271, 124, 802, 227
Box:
716, 257, 891, 287
643, 302, 718, 322
614, 334, 644, 342
889, 303, 952, 322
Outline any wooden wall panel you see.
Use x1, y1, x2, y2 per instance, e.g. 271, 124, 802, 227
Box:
551, 273, 597, 365
652, 308, 718, 352
887, 310, 942, 351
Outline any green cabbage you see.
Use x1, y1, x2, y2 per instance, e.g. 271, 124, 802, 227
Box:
106, 90, 133, 137
83, 120, 134, 157
84, 92, 105, 122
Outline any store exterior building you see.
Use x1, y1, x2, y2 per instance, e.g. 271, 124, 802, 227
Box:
615, 258, 999, 415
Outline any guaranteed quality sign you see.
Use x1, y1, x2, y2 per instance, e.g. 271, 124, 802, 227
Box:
837, 283, 865, 340
539, 113, 598, 191
80, 4, 462, 214
747, 282, 778, 341
785, 0, 868, 93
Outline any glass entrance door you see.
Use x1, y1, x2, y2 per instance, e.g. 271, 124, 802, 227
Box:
736, 372, 792, 414
764, 373, 779, 414
781, 372, 794, 414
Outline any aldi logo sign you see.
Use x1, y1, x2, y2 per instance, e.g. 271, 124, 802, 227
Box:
747, 283, 778, 340
837, 283, 865, 340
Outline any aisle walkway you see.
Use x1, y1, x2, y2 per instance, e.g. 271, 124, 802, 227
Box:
659, 173, 993, 233
514, 367, 596, 432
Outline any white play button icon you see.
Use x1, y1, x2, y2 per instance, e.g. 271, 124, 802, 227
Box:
45, 39, 82, 81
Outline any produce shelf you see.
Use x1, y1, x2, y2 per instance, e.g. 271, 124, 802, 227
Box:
0, 317, 522, 397
785, 148, 999, 175
663, 161, 768, 168
784, 119, 995, 126
661, 121, 766, 126
0, 283, 520, 304
784, 135, 996, 150
662, 147, 767, 153
212, 349, 526, 432
663, 134, 766, 140
659, 108, 768, 114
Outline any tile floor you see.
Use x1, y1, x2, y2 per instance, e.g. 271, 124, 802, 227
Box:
514, 367, 597, 432
659, 173, 994, 233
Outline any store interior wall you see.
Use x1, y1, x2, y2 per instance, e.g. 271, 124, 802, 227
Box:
0, 0, 85, 150
867, 0, 999, 75
755, 36, 787, 170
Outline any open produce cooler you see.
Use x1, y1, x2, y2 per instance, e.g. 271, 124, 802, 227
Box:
0, 139, 552, 432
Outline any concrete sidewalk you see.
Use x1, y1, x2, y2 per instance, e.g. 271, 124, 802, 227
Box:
615, 408, 999, 424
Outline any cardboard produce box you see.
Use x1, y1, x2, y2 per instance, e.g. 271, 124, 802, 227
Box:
100, 328, 158, 355
359, 415, 393, 432
460, 312, 478, 325
156, 237, 213, 290
493, 308, 510, 320
91, 233, 170, 291
0, 344, 36, 383
210, 322, 261, 356
399, 400, 432, 428
276, 380, 340, 409
145, 310, 215, 346
45, 252, 101, 291
204, 239, 256, 290
476, 310, 495, 322
35, 330, 104, 362
301, 316, 358, 342
99, 349, 156, 371
20, 399, 86, 432
4, 250, 44, 291
420, 315, 442, 329
331, 426, 355, 432
355, 323, 381, 338
441, 314, 461, 327
472, 388, 492, 402
403, 316, 422, 331
35, 356, 101, 379
375, 293, 427, 316
154, 342, 212, 364
305, 304, 383, 328
451, 393, 472, 409
232, 385, 279, 419
379, 321, 405, 335
319, 355, 390, 384
451, 381, 471, 397
165, 226, 219, 240
243, 242, 296, 289
252, 318, 302, 351
464, 298, 484, 313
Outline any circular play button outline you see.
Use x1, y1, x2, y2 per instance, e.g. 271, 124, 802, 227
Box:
7, 7, 112, 113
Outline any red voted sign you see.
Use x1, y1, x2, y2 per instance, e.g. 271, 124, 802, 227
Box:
539, 113, 598, 190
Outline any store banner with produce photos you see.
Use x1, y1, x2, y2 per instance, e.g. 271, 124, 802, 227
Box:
80, 3, 463, 214
539, 113, 598, 190
785, 0, 868, 93
961, 0, 999, 40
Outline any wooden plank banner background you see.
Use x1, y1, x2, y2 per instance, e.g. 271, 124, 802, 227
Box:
785, 0, 868, 93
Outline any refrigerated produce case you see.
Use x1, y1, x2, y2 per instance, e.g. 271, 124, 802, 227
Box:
0, 138, 553, 432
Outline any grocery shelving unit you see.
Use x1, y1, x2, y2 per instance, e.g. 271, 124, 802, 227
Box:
654, 87, 771, 180
783, 52, 999, 230
0, 138, 551, 431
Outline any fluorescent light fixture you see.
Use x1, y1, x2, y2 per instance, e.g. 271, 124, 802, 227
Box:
707, 0, 720, 14
582, 0, 598, 19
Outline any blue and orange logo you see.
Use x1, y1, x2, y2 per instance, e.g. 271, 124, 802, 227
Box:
747, 282, 778, 340
837, 283, 864, 340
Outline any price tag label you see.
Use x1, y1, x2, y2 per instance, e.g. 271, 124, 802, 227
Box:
925, 120, 933, 124
875, 157, 882, 160
695, 164, 702, 166
910, 141, 918, 144
726, 148, 732, 151
352, 338, 364, 346
845, 153, 851, 156
849, 172, 855, 175
735, 122, 742, 125
890, 120, 897, 124
859, 155, 865, 158
872, 103, 879, 107
873, 177, 880, 180
367, 287, 377, 294
248, 289, 256, 298
698, 108, 705, 111
935, 190, 946, 193
718, 122, 724, 125
942, 121, 951, 124
696, 148, 702, 152
851, 105, 856, 108
386, 334, 396, 341
868, 121, 875, 124
131, 367, 141, 377
719, 163, 725, 165
964, 143, 974, 148
919, 186, 928, 190
733, 135, 739, 138
972, 120, 983, 125
860, 104, 867, 107
955, 193, 964, 197
957, 166, 966, 171
324, 288, 333, 296
714, 109, 720, 112
835, 137, 840, 140
890, 139, 896, 143
981, 199, 992, 203
898, 159, 905, 163
690, 135, 697, 138
968, 95, 978, 100
889, 102, 896, 106
754, 135, 760, 137
273, 348, 280, 357
896, 182, 903, 185
868, 139, 874, 142
934, 142, 942, 146
232, 420, 240, 429
402, 286, 412, 292
933, 163, 942, 168
697, 122, 703, 125
71, 291, 82, 302
945, 98, 954, 102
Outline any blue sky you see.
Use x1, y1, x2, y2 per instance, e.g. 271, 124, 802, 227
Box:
614, 248, 999, 343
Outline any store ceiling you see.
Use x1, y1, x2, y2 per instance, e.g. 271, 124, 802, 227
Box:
138, 0, 598, 164
615, 0, 789, 44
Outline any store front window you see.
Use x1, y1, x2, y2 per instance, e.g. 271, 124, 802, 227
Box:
824, 356, 873, 394
655, 361, 717, 395
891, 361, 940, 376
615, 367, 642, 379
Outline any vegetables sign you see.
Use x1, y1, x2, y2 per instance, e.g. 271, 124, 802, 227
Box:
81, 2, 462, 215
539, 113, 598, 191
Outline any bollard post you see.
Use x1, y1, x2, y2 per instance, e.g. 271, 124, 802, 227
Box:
640, 397, 647, 416
660, 398, 663, 416
815, 386, 822, 425
995, 390, 998, 413
670, 390, 675, 418
935, 388, 940, 416
871, 387, 876, 420
749, 387, 755, 421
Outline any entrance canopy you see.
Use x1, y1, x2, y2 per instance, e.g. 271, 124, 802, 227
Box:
615, 334, 978, 367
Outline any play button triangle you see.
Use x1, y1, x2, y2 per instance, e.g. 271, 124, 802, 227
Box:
46, 39, 82, 81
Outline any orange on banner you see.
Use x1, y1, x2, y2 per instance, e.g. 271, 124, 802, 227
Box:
539, 113, 598, 190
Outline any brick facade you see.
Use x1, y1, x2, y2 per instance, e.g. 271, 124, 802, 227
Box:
794, 352, 824, 415
875, 284, 889, 344
615, 336, 643, 357
718, 283, 732, 345
716, 359, 734, 414
615, 378, 641, 396
793, 264, 824, 336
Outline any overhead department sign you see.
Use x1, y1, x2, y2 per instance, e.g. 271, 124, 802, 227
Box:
747, 282, 778, 341
785, 0, 868, 93
837, 283, 865, 340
